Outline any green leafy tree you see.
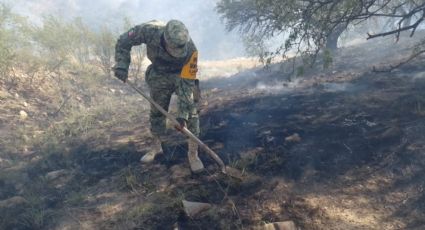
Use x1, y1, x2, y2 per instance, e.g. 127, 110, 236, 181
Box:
69, 17, 93, 69
32, 15, 75, 73
217, 0, 425, 68
0, 3, 35, 87
92, 25, 116, 77
0, 4, 17, 79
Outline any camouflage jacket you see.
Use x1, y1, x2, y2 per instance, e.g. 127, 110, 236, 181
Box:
115, 20, 198, 77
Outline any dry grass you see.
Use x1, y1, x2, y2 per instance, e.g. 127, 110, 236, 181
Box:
198, 57, 262, 80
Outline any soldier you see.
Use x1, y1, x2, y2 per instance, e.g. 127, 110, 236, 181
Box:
113, 20, 204, 173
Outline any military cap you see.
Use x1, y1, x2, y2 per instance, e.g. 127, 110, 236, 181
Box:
164, 20, 189, 58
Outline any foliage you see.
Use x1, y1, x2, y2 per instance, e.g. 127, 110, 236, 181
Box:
0, 3, 32, 86
0, 7, 154, 230
93, 25, 116, 77
217, 0, 425, 67
0, 8, 126, 82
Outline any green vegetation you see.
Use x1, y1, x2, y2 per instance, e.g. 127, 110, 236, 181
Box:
0, 3, 148, 155
0, 4, 151, 229
0, 3, 146, 85
217, 0, 425, 69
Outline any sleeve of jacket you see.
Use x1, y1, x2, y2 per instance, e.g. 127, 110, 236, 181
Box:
114, 23, 152, 70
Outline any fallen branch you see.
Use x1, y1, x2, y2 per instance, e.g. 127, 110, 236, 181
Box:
53, 95, 71, 116
372, 49, 425, 73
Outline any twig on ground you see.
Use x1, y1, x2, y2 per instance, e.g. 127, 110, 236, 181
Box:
53, 95, 71, 116
343, 143, 353, 154
372, 49, 425, 73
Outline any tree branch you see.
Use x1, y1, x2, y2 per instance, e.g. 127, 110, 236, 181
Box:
372, 48, 425, 73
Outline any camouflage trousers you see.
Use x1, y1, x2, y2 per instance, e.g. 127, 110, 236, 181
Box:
145, 65, 200, 138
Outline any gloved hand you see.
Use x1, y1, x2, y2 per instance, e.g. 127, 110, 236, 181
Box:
114, 67, 128, 82
175, 118, 187, 132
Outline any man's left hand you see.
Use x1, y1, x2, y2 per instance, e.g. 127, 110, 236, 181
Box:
114, 67, 128, 82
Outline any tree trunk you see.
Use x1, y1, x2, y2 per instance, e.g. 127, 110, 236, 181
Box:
325, 24, 347, 51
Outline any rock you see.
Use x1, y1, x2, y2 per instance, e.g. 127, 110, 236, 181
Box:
366, 121, 377, 127
182, 200, 212, 218
261, 130, 272, 135
240, 147, 263, 161
170, 165, 191, 180
46, 169, 73, 189
266, 136, 275, 142
0, 91, 10, 99
0, 196, 27, 209
156, 175, 171, 192
256, 221, 297, 230
0, 157, 10, 168
14, 183, 25, 195
380, 126, 401, 139
23, 101, 28, 107
31, 155, 42, 163
45, 169, 68, 181
22, 146, 34, 156
285, 133, 301, 143
19, 110, 28, 120
173, 222, 180, 230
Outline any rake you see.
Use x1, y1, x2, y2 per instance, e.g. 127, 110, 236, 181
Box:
126, 81, 244, 180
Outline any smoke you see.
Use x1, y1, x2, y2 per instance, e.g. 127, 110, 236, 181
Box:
7, 0, 245, 60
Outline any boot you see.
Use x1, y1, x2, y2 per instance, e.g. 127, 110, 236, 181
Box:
188, 139, 204, 173
140, 137, 163, 163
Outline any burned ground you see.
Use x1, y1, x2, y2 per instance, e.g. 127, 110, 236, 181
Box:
1, 36, 425, 229
200, 64, 425, 229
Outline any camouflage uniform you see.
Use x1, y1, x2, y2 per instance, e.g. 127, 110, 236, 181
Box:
114, 20, 200, 138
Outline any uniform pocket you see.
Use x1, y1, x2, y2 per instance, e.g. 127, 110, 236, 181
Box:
145, 65, 153, 86
193, 79, 201, 103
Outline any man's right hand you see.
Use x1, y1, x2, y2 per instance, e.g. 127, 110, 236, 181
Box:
174, 118, 187, 132
114, 68, 128, 82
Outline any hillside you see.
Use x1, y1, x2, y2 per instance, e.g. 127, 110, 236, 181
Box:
1, 35, 425, 230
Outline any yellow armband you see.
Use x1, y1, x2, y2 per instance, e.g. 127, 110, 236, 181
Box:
180, 51, 198, 79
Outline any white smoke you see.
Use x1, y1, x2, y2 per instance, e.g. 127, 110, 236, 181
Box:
7, 0, 245, 60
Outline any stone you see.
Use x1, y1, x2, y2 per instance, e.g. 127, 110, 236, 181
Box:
182, 200, 212, 218
45, 169, 68, 181
0, 196, 27, 209
256, 221, 297, 230
19, 110, 28, 120
0, 157, 11, 168
285, 133, 301, 143
46, 169, 73, 189
0, 91, 10, 99
156, 175, 171, 192
170, 165, 191, 180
